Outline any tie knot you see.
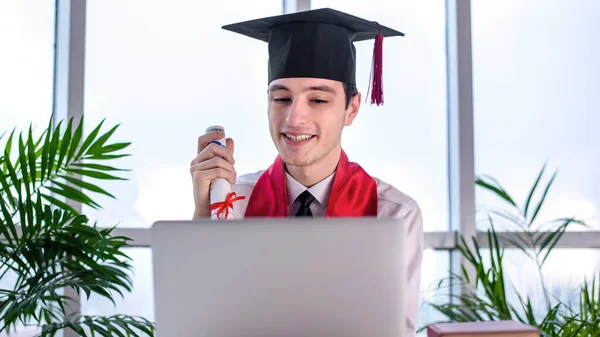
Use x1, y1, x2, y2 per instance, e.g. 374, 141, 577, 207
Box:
296, 190, 315, 208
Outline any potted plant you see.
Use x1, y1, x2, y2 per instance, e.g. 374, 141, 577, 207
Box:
422, 166, 600, 336
0, 116, 154, 336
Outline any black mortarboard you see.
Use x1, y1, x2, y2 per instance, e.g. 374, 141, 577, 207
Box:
221, 8, 404, 105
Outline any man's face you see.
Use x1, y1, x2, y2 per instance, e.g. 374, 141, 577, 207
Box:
267, 77, 360, 168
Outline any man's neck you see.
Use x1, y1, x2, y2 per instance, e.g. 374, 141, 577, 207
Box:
285, 148, 341, 187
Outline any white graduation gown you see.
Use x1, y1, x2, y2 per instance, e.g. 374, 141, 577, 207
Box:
229, 170, 424, 337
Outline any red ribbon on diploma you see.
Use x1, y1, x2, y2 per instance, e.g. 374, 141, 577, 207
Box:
210, 192, 246, 219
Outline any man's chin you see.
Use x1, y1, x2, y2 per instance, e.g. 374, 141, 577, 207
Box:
280, 153, 315, 167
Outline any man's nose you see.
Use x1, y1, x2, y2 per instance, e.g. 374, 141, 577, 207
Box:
285, 99, 310, 126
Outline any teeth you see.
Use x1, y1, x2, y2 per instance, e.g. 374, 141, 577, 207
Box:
284, 134, 312, 142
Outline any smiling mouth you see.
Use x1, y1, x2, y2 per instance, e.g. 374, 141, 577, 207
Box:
282, 133, 316, 142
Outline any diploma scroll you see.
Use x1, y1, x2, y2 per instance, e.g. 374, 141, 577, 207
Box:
205, 125, 245, 220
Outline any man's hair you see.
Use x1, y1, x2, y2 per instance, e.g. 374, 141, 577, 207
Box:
343, 83, 359, 109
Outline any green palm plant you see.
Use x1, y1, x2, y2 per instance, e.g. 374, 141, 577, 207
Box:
476, 165, 589, 311
422, 165, 600, 336
0, 116, 154, 336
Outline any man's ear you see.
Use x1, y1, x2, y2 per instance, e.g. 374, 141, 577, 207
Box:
344, 93, 361, 126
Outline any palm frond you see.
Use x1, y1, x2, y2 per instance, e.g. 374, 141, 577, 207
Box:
1, 205, 136, 334
425, 164, 597, 336
39, 314, 155, 337
1, 116, 153, 336
0, 115, 130, 220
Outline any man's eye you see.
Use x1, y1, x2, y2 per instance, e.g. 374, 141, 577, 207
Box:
312, 99, 328, 104
273, 97, 291, 103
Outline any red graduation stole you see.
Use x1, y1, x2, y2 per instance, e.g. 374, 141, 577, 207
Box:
244, 150, 378, 217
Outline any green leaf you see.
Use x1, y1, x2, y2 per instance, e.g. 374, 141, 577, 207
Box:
40, 193, 78, 215
529, 170, 558, 225
0, 169, 16, 209
68, 116, 84, 163
488, 209, 527, 231
544, 217, 589, 231
539, 220, 569, 266
15, 138, 34, 240
57, 117, 73, 170
46, 120, 62, 180
45, 182, 101, 209
18, 134, 31, 197
500, 234, 533, 260
27, 124, 37, 190
534, 230, 557, 250
3, 128, 16, 165
71, 162, 129, 172
524, 163, 546, 218
0, 198, 17, 246
461, 264, 470, 284
476, 176, 517, 207
87, 124, 120, 155
40, 117, 53, 180
31, 194, 45, 241
65, 168, 126, 181
59, 175, 116, 199
98, 142, 131, 155
77, 118, 105, 159
82, 153, 131, 161
33, 125, 48, 157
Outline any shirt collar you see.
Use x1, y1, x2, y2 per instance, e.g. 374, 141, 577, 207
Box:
285, 171, 336, 207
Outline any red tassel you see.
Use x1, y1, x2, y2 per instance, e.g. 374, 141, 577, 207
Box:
367, 24, 384, 106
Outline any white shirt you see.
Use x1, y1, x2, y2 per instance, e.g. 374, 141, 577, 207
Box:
230, 170, 424, 337
285, 171, 335, 216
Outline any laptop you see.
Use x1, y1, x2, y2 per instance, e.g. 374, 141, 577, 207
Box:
150, 218, 408, 337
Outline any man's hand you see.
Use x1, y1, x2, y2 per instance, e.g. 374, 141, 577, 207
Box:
190, 131, 236, 218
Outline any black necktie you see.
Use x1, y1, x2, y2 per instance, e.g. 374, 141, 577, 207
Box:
295, 190, 315, 217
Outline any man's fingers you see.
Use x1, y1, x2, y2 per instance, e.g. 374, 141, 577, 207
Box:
194, 168, 236, 185
190, 158, 236, 185
191, 155, 234, 172
226, 138, 234, 158
191, 143, 234, 166
197, 131, 226, 154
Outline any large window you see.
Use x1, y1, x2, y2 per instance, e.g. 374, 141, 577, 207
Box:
4, 0, 599, 336
82, 0, 282, 229
472, 1, 600, 231
0, 2, 56, 337
80, 0, 282, 318
312, 0, 450, 232
0, 1, 55, 134
82, 0, 450, 232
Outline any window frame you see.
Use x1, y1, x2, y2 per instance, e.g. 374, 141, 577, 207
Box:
45, 1, 600, 335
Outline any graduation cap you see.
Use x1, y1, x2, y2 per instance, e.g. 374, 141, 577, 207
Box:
222, 8, 404, 106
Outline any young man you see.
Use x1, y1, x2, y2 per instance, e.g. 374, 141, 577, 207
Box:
190, 8, 423, 336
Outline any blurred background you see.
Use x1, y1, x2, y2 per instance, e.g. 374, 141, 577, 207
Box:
1, 0, 599, 336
